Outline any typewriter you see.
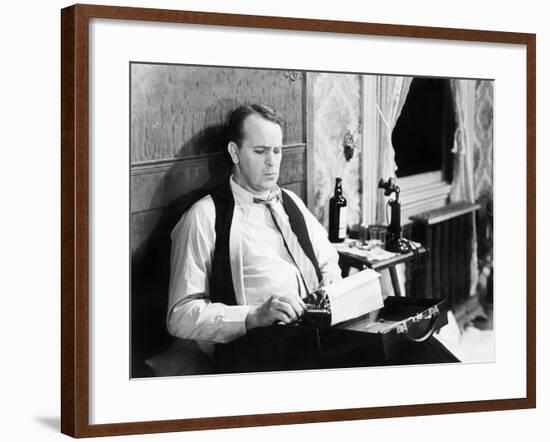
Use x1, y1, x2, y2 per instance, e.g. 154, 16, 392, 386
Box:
298, 288, 332, 328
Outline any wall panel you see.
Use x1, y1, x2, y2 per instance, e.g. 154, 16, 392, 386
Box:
131, 64, 305, 162
130, 63, 309, 375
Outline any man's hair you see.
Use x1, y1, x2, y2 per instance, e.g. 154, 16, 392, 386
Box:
225, 104, 284, 147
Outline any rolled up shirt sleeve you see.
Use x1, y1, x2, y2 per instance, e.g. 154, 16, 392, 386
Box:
166, 197, 250, 344
167, 299, 250, 344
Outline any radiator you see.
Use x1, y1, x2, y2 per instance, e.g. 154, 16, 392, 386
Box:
406, 202, 480, 310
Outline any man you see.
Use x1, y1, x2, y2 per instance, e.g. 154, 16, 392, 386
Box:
166, 104, 341, 356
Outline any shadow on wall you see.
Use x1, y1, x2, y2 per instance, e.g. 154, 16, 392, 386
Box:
130, 124, 232, 378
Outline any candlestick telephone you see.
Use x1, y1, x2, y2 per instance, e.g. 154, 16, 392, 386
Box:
378, 177, 413, 254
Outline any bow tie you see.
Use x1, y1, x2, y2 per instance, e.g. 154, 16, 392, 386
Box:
253, 188, 282, 205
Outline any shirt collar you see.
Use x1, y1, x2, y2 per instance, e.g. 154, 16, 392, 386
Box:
229, 175, 279, 216
229, 175, 281, 205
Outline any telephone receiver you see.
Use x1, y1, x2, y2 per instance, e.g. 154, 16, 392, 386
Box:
378, 178, 411, 254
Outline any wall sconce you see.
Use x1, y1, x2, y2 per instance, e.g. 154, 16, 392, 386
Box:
342, 130, 356, 162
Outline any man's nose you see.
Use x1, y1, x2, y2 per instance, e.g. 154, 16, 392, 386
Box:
265, 150, 275, 166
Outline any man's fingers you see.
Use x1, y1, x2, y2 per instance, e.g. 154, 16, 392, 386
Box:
274, 294, 304, 317
271, 299, 298, 322
271, 309, 292, 324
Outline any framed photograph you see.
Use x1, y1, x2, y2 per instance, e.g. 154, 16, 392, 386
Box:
61, 3, 536, 438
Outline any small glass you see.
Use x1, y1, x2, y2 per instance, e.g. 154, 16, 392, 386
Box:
366, 225, 387, 250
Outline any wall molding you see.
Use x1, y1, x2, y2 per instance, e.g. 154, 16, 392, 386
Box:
131, 143, 306, 175
361, 75, 378, 227
131, 143, 308, 213
305, 73, 315, 209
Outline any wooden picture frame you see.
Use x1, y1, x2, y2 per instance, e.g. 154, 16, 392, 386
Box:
61, 3, 536, 437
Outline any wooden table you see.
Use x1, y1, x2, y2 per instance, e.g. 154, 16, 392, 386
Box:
335, 240, 428, 297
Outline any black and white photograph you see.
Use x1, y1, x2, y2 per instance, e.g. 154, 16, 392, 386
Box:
3, 0, 545, 439
130, 63, 494, 378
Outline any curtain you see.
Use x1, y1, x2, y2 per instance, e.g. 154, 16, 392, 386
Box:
373, 76, 412, 296
375, 76, 413, 224
450, 79, 479, 295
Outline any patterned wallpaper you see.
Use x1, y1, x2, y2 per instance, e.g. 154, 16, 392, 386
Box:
310, 73, 362, 229
309, 76, 492, 230
473, 80, 494, 199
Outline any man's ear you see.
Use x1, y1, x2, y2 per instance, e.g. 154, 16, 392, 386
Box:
228, 142, 239, 164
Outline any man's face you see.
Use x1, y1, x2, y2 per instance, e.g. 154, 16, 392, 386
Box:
230, 114, 283, 194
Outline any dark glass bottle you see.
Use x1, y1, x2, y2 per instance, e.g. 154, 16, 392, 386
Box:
328, 177, 347, 243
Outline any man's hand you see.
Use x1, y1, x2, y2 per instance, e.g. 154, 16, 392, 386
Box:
245, 294, 306, 331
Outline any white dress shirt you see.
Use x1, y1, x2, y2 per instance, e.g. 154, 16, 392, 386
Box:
167, 177, 341, 350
